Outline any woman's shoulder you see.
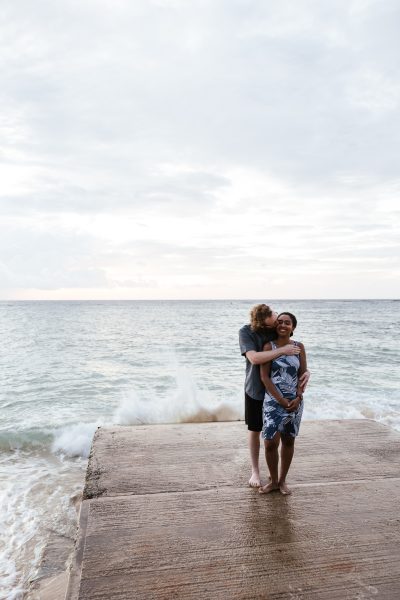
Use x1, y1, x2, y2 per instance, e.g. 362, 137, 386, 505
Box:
263, 341, 273, 350
293, 340, 305, 349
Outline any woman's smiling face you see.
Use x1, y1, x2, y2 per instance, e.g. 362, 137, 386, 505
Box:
276, 313, 296, 336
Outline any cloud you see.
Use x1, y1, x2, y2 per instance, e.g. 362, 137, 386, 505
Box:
0, 0, 399, 298
2, 0, 400, 183
0, 223, 107, 289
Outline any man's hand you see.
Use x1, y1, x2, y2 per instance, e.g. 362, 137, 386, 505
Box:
281, 343, 301, 356
299, 370, 310, 392
286, 396, 302, 413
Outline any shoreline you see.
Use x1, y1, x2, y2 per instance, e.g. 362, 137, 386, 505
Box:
26, 572, 68, 600
24, 493, 82, 600
25, 535, 72, 600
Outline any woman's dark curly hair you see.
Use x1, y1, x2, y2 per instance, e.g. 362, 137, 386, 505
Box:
250, 304, 273, 332
277, 312, 297, 336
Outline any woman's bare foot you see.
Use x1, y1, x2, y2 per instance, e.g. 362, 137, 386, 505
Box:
249, 472, 261, 488
279, 481, 291, 495
259, 481, 279, 494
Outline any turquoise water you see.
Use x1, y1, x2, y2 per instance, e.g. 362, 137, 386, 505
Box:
0, 300, 399, 597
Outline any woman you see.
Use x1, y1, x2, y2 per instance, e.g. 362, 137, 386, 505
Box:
259, 312, 307, 496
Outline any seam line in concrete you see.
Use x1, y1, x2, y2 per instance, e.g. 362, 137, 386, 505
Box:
87, 475, 400, 502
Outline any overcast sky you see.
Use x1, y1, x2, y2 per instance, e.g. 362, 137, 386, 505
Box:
1, 0, 399, 299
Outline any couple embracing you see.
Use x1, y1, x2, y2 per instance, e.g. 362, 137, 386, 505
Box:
239, 304, 310, 495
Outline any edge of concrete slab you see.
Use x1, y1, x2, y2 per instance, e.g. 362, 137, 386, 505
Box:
65, 501, 89, 600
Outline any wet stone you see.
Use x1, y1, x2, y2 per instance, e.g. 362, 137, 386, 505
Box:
66, 420, 400, 599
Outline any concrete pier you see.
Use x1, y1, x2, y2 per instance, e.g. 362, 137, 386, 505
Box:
66, 420, 400, 599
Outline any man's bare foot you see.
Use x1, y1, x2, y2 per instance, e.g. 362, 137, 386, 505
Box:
259, 481, 279, 494
249, 472, 261, 488
279, 481, 291, 495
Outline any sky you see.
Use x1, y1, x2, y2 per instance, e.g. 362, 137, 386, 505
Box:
1, 0, 399, 300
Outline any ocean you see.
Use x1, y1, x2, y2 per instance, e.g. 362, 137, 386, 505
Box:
0, 299, 399, 598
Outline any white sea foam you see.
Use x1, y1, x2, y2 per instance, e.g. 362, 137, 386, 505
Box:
51, 422, 101, 458
0, 464, 54, 599
0, 452, 84, 599
113, 367, 242, 426
50, 366, 242, 462
303, 401, 365, 422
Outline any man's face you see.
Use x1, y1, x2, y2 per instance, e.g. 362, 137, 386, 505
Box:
264, 311, 278, 329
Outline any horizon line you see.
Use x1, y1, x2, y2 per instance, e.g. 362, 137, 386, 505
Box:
0, 298, 398, 302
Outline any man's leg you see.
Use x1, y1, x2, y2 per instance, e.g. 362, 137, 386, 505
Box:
245, 394, 263, 487
248, 430, 261, 487
279, 434, 295, 495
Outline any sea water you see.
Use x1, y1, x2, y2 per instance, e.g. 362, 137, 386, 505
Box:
0, 299, 399, 598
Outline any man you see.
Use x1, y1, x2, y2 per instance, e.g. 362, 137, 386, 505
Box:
239, 303, 310, 487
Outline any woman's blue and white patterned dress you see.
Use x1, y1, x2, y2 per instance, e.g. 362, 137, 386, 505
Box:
262, 341, 304, 440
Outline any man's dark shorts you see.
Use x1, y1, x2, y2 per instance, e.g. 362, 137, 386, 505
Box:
245, 393, 263, 432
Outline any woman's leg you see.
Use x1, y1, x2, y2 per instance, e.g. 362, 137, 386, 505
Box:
259, 432, 280, 494
279, 434, 295, 495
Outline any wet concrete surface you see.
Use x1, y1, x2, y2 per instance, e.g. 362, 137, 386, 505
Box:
66, 420, 400, 599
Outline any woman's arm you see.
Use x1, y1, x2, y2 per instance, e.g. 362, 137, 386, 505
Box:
296, 343, 308, 396
260, 344, 291, 409
286, 343, 308, 413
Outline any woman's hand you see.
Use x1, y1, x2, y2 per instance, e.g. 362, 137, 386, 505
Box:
277, 397, 291, 409
286, 396, 302, 413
